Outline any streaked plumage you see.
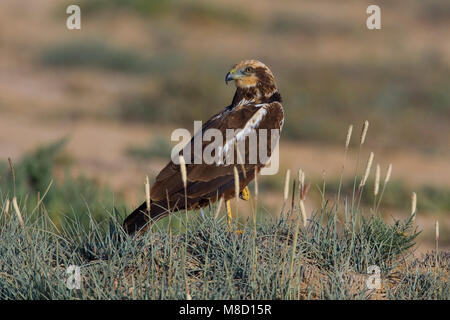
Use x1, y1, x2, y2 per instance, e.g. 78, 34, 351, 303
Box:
123, 60, 284, 235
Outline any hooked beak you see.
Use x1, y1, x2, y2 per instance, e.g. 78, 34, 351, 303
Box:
225, 72, 234, 85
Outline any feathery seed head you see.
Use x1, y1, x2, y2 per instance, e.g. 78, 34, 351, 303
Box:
385, 163, 392, 184
374, 164, 380, 196
345, 124, 353, 149
283, 169, 290, 201
233, 167, 240, 200
298, 169, 306, 200
145, 176, 151, 212
360, 152, 374, 187
411, 192, 417, 219
179, 156, 187, 188
298, 169, 305, 188
360, 120, 369, 145
299, 200, 307, 227
12, 197, 24, 229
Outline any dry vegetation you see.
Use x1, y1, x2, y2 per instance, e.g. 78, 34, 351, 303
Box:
0, 119, 448, 299
0, 0, 449, 298
1, 165, 448, 299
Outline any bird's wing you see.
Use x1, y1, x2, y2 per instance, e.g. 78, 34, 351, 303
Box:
150, 102, 284, 203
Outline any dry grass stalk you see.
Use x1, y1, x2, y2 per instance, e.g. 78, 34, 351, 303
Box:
345, 124, 353, 149
385, 164, 392, 184
435, 220, 439, 267
165, 189, 172, 213
435, 220, 439, 241
179, 156, 187, 189
375, 163, 393, 212
253, 167, 259, 220
290, 179, 296, 213
360, 120, 369, 145
298, 169, 305, 191
355, 152, 374, 203
299, 200, 307, 227
298, 172, 309, 201
179, 155, 189, 236
254, 167, 258, 198
283, 169, 290, 201
12, 197, 24, 229
214, 196, 224, 220
435, 220, 439, 252
337, 124, 353, 209
374, 164, 380, 196
145, 175, 151, 213
359, 152, 374, 188
233, 166, 240, 223
411, 192, 417, 222
297, 168, 308, 227
8, 158, 16, 194
234, 142, 247, 179
179, 155, 189, 298
233, 166, 239, 200
4, 198, 10, 217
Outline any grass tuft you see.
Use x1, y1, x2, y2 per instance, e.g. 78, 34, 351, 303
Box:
1, 201, 446, 299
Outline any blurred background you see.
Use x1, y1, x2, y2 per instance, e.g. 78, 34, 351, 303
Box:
0, 0, 448, 252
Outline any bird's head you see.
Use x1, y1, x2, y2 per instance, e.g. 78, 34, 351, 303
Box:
225, 60, 275, 88
226, 60, 281, 106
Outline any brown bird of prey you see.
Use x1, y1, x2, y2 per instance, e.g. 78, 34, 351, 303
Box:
123, 60, 284, 235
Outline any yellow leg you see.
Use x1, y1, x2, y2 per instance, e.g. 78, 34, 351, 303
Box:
239, 186, 250, 201
226, 200, 232, 228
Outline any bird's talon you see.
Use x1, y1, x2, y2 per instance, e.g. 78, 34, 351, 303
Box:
239, 186, 250, 201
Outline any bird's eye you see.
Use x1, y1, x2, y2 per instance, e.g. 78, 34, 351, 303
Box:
245, 67, 253, 73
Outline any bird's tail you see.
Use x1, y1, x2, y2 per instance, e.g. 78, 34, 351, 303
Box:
123, 200, 169, 236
